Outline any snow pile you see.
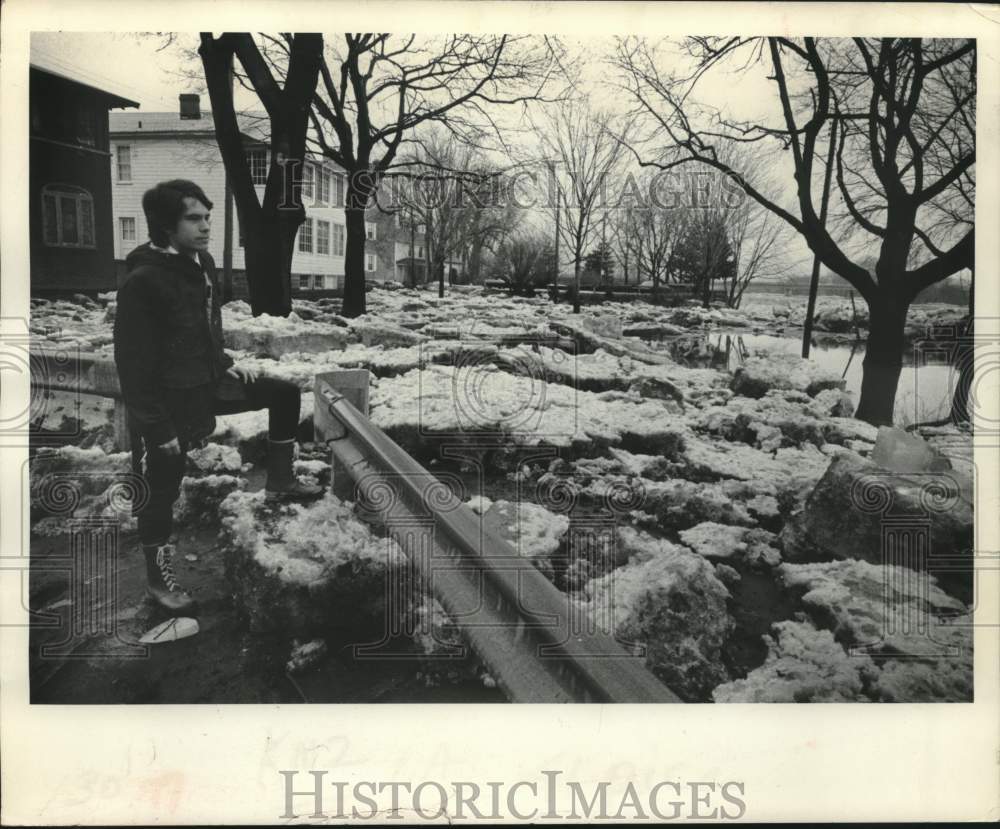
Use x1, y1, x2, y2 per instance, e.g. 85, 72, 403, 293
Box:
730, 354, 846, 399
479, 498, 570, 581
30, 446, 137, 535
675, 434, 835, 515
678, 523, 781, 568
186, 442, 244, 475
905, 303, 968, 335
349, 316, 429, 348
713, 559, 973, 702
780, 559, 972, 701
692, 389, 874, 451
496, 344, 727, 402
221, 489, 402, 584
220, 489, 410, 642
176, 474, 245, 524
662, 304, 754, 329
28, 286, 975, 701
370, 363, 689, 457
210, 392, 315, 455
224, 310, 352, 357
30, 312, 115, 353
713, 620, 877, 703
586, 540, 733, 701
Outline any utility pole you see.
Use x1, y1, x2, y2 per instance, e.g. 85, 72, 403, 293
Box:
802, 117, 838, 359
601, 211, 608, 288
424, 214, 432, 294
222, 56, 234, 301
554, 193, 561, 303
409, 205, 416, 288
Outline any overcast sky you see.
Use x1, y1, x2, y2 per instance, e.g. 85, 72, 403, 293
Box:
29, 31, 854, 276
31, 31, 779, 117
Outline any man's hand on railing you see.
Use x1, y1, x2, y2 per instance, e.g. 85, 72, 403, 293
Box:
226, 363, 258, 384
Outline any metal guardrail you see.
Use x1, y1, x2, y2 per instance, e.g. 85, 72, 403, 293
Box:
31, 352, 680, 701
31, 352, 131, 450
315, 372, 681, 704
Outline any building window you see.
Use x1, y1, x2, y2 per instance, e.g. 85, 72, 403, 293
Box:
333, 173, 345, 207
116, 145, 132, 183
298, 274, 312, 291
323, 274, 337, 290
366, 222, 377, 241
41, 184, 96, 248
298, 218, 313, 253
332, 224, 345, 257
366, 253, 377, 272
120, 217, 136, 242
301, 163, 315, 202
248, 148, 268, 186
318, 168, 331, 205
74, 102, 98, 148
316, 220, 330, 255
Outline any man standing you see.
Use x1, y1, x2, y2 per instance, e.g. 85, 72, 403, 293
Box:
114, 179, 321, 615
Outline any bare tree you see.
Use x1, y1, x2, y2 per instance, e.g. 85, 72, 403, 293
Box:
724, 198, 788, 308
609, 203, 641, 286
198, 33, 323, 316
392, 132, 522, 297
304, 34, 561, 317
632, 191, 687, 300
685, 152, 789, 308
490, 229, 553, 295
539, 100, 631, 313
615, 36, 975, 424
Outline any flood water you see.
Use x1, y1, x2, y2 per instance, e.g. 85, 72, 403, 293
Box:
643, 331, 956, 424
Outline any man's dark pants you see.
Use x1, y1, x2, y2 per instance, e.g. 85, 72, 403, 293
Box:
136, 376, 300, 546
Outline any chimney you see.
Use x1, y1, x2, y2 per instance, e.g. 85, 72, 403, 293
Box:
179, 93, 201, 120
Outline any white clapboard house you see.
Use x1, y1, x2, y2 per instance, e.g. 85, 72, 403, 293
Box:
109, 94, 393, 295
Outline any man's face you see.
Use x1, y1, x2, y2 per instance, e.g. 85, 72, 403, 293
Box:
168, 197, 211, 255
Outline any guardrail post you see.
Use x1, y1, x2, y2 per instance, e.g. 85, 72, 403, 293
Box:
110, 402, 130, 452
314, 369, 371, 501
89, 361, 129, 452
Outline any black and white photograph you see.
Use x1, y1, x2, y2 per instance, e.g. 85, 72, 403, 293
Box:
2, 0, 998, 823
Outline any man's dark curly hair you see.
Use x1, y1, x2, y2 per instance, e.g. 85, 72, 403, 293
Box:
142, 179, 214, 247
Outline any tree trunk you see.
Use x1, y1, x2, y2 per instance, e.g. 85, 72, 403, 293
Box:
949, 314, 974, 425
802, 257, 822, 358
241, 211, 290, 314
470, 238, 484, 284
223, 173, 234, 302
855, 296, 910, 426
949, 270, 974, 425
198, 33, 322, 317
572, 257, 581, 314
342, 192, 368, 317
409, 220, 416, 288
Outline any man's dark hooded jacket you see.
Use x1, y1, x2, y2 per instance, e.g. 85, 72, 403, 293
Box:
114, 243, 235, 448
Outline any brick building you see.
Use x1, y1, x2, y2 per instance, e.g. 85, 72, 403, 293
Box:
29, 63, 140, 293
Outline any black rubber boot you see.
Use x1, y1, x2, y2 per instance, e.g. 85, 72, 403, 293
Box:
143, 543, 198, 615
264, 439, 324, 498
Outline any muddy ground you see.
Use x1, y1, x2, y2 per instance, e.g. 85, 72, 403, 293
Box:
28, 465, 504, 704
